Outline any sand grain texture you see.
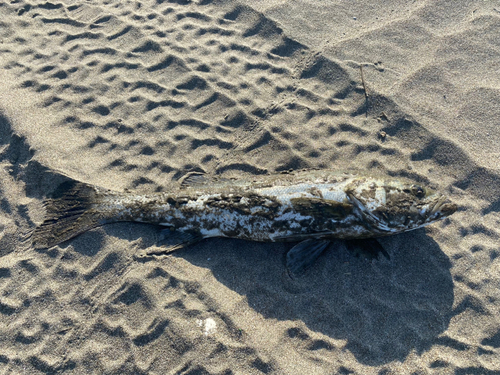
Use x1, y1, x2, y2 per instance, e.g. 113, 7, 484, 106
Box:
0, 0, 500, 374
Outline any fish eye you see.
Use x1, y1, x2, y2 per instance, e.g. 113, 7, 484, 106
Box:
411, 185, 425, 198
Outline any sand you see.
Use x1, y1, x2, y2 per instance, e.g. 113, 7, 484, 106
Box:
0, 0, 499, 373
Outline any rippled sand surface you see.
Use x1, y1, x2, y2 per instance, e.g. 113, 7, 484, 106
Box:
0, 1, 499, 373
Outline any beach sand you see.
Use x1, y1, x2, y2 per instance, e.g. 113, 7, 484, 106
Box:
0, 0, 499, 373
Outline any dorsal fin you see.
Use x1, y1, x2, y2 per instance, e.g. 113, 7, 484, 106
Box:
179, 171, 210, 189
179, 171, 235, 189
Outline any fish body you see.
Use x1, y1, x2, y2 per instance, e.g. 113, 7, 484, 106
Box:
32, 170, 457, 274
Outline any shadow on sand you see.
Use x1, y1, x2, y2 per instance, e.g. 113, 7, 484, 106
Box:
171, 230, 454, 365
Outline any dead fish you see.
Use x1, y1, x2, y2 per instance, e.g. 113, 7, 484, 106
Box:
31, 170, 457, 275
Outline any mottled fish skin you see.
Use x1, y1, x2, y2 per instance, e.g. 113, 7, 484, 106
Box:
92, 170, 457, 243
31, 169, 457, 275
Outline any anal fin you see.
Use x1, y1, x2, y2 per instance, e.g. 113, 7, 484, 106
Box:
345, 238, 389, 260
147, 229, 203, 256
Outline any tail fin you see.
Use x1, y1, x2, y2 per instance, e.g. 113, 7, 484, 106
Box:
32, 180, 104, 249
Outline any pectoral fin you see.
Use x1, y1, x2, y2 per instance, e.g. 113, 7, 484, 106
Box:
286, 239, 330, 276
148, 228, 203, 255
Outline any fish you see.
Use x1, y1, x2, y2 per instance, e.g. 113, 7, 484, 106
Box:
31, 170, 457, 275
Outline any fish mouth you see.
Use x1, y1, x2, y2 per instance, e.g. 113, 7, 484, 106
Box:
347, 191, 457, 233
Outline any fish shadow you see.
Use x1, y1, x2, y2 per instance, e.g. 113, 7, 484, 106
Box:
176, 229, 454, 366
12, 130, 453, 366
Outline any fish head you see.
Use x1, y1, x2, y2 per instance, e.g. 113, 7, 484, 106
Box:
345, 177, 457, 235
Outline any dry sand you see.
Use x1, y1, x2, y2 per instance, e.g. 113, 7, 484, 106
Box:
1, 0, 500, 373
